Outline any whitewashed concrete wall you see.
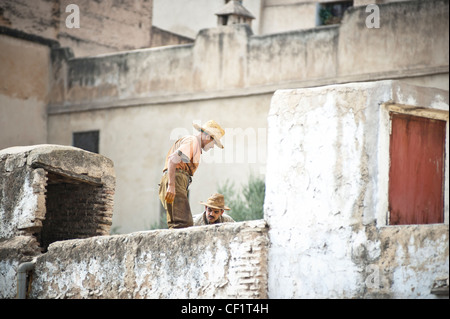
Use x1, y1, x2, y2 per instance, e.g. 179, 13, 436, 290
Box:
28, 220, 268, 299
265, 80, 449, 298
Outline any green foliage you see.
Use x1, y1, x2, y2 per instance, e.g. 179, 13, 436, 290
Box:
319, 7, 334, 25
147, 174, 266, 230
218, 174, 265, 222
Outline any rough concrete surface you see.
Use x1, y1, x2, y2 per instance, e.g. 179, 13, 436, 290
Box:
30, 220, 268, 299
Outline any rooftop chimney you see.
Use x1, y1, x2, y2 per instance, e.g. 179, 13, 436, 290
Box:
215, 0, 255, 27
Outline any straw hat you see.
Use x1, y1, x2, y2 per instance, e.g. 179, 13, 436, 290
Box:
200, 193, 230, 210
193, 120, 225, 149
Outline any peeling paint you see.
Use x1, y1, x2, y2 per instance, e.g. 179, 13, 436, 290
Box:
266, 81, 449, 298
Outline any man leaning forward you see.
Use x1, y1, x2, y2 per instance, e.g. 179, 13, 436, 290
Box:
159, 120, 226, 229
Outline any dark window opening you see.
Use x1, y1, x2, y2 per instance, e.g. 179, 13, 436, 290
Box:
219, 15, 228, 26
73, 130, 99, 154
388, 113, 446, 225
318, 1, 353, 26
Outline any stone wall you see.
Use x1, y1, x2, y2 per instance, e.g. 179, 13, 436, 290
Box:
28, 220, 268, 299
0, 144, 117, 298
265, 80, 449, 298
0, 145, 115, 245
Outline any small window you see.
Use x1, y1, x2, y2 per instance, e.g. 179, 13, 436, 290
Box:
73, 130, 99, 154
219, 16, 228, 26
318, 1, 353, 26
388, 113, 446, 225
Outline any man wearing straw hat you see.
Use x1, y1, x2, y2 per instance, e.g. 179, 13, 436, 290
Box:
193, 193, 235, 226
159, 120, 226, 229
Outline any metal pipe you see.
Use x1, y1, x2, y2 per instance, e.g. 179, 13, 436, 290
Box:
17, 261, 35, 299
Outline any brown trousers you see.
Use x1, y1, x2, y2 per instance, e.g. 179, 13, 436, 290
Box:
159, 170, 193, 229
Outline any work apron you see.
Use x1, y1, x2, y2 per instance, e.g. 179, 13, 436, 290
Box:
159, 170, 193, 229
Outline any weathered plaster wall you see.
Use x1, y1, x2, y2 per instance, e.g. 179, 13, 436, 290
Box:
29, 220, 268, 299
0, 236, 41, 298
0, 144, 115, 240
0, 143, 116, 295
0, 34, 51, 150
339, 0, 448, 79
265, 80, 449, 298
58, 0, 152, 57
0, 0, 153, 57
48, 0, 449, 110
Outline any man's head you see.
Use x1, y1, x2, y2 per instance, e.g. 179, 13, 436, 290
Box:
200, 193, 230, 224
193, 120, 225, 151
200, 132, 215, 151
205, 206, 224, 223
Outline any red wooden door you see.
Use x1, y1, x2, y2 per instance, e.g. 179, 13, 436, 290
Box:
389, 113, 446, 225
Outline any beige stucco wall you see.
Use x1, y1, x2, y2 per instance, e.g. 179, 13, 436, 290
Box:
259, 0, 318, 34
0, 34, 50, 149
